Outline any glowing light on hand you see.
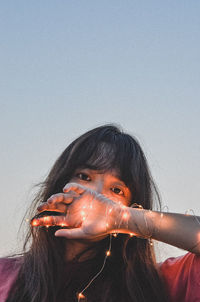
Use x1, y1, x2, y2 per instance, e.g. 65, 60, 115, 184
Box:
32, 220, 38, 226
44, 216, 51, 223
122, 212, 128, 220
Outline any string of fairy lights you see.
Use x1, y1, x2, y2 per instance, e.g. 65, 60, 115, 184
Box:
30, 201, 148, 301
77, 234, 112, 301
30, 199, 200, 302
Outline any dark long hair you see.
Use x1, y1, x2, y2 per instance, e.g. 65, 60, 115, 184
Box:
7, 125, 168, 302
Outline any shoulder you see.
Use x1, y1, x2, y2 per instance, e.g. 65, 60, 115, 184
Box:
160, 252, 200, 280
159, 253, 200, 302
0, 257, 22, 302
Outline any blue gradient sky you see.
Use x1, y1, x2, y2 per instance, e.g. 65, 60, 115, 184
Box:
0, 1, 200, 259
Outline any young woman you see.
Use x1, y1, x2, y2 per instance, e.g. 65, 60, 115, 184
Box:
0, 125, 200, 302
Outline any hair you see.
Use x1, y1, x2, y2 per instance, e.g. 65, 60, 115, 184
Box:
7, 124, 168, 302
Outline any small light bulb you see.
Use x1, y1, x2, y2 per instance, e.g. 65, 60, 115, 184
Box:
106, 250, 111, 256
31, 220, 38, 226
122, 212, 128, 220
130, 233, 134, 237
77, 292, 85, 300
44, 216, 51, 223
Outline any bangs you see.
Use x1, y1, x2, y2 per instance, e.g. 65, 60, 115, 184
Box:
47, 124, 157, 209
85, 142, 117, 172
69, 133, 133, 187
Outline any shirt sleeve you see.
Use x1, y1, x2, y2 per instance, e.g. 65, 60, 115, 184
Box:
0, 258, 21, 302
160, 252, 200, 302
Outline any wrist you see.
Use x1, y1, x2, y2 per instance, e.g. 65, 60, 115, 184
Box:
110, 205, 154, 238
128, 208, 154, 238
110, 204, 132, 234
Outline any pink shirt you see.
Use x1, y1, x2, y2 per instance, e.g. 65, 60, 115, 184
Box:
1, 253, 200, 301
0, 257, 21, 301
160, 253, 200, 302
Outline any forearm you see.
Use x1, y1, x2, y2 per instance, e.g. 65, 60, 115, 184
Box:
113, 207, 200, 254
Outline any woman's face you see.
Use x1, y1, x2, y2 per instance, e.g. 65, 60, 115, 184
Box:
69, 168, 132, 206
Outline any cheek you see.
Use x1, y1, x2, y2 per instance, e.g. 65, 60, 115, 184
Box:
68, 179, 78, 184
68, 179, 93, 191
121, 198, 130, 207
68, 178, 83, 186
121, 194, 132, 207
126, 191, 132, 204
105, 194, 127, 206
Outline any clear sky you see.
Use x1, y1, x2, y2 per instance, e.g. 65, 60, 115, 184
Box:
0, 1, 200, 260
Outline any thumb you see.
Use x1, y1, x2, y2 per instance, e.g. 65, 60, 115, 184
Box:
55, 228, 87, 239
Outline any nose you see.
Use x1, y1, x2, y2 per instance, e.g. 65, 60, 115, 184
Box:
92, 179, 104, 194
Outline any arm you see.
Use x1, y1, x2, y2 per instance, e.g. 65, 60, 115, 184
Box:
116, 207, 200, 254
33, 183, 200, 254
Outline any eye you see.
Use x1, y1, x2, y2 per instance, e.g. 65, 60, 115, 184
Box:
76, 173, 91, 181
111, 187, 124, 196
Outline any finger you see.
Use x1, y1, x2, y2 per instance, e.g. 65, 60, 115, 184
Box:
47, 192, 78, 205
63, 183, 86, 195
37, 192, 78, 212
31, 215, 69, 227
37, 202, 68, 213
55, 227, 87, 239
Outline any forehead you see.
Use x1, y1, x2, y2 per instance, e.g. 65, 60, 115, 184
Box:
73, 140, 131, 186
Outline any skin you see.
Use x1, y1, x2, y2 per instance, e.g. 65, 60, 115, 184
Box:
35, 169, 132, 261
33, 169, 200, 259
